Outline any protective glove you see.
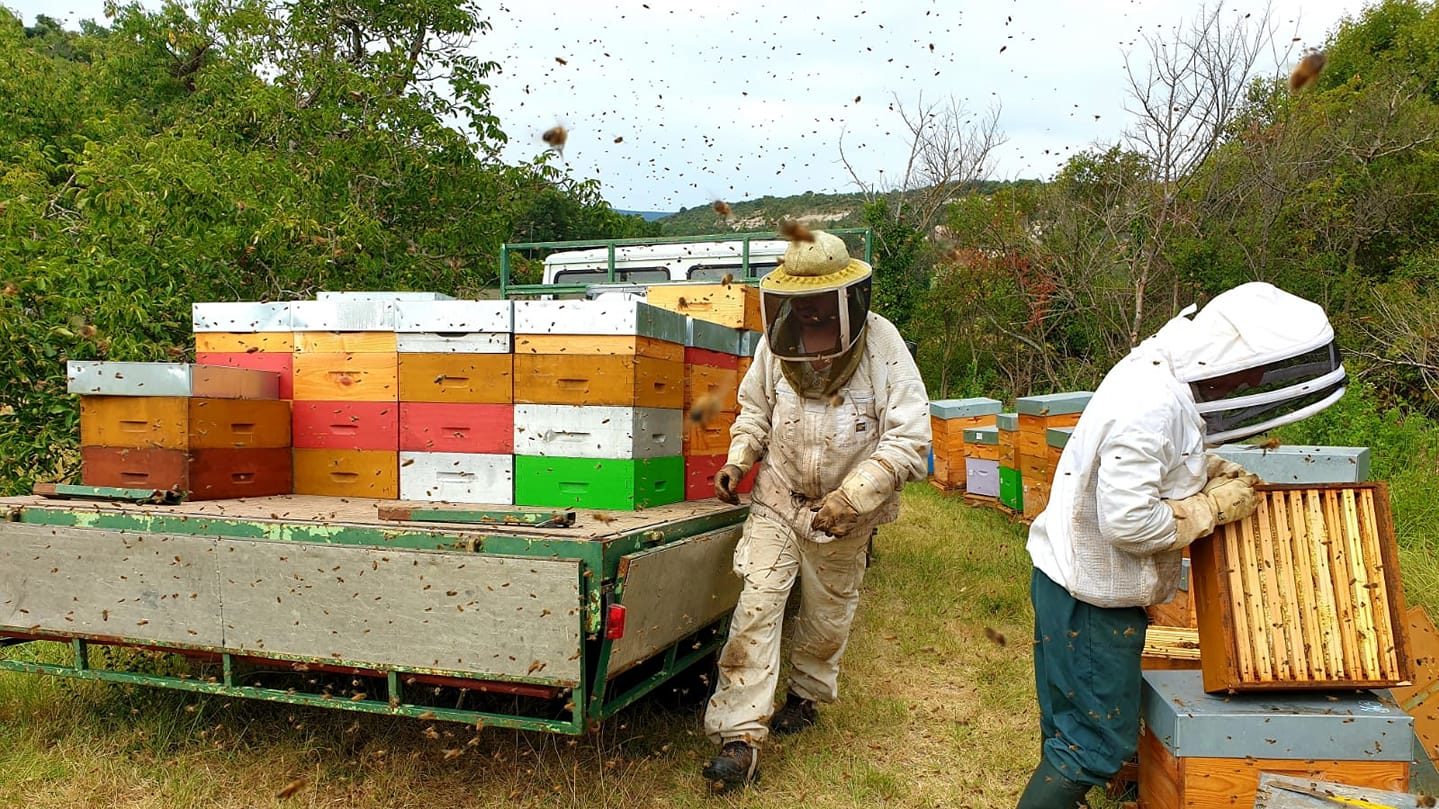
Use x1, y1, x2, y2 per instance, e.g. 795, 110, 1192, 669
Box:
714, 464, 744, 505
1165, 476, 1260, 546
810, 457, 899, 539
1202, 454, 1261, 492
810, 489, 862, 538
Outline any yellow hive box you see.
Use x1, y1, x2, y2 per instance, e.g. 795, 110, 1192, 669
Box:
291, 352, 398, 401
646, 284, 762, 331
397, 353, 514, 404
193, 332, 294, 353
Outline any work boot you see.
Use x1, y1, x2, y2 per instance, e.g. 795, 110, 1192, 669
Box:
1016, 758, 1091, 809
702, 741, 759, 793
769, 693, 818, 736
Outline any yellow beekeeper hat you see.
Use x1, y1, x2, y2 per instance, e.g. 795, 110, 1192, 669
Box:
760, 225, 872, 295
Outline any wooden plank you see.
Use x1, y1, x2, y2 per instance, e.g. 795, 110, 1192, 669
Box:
1357, 488, 1401, 678
215, 540, 583, 684
1322, 490, 1362, 679
607, 525, 743, 676
293, 331, 397, 353
1372, 485, 1413, 683
0, 523, 225, 647
1267, 494, 1311, 680
194, 331, 294, 353
1286, 490, 1328, 680
1306, 490, 1345, 678
1340, 490, 1381, 679
1254, 500, 1290, 680
0, 493, 743, 542
1238, 515, 1275, 681
1223, 523, 1255, 681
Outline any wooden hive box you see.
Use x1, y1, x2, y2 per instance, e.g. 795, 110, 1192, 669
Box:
646, 283, 762, 331
80, 446, 292, 499
80, 396, 291, 450
1212, 444, 1371, 485
513, 405, 683, 460
292, 448, 397, 499
1190, 483, 1411, 693
1014, 391, 1090, 457
291, 401, 399, 451
398, 402, 513, 455
929, 398, 1002, 490
684, 455, 758, 501
996, 412, 1019, 469
398, 451, 513, 504
684, 413, 735, 457
685, 317, 742, 412
1141, 625, 1202, 671
1386, 606, 1439, 774
513, 455, 684, 511
513, 300, 685, 409
1138, 670, 1410, 808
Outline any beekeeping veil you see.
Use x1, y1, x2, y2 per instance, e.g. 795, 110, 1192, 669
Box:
759, 229, 872, 362
1149, 282, 1346, 445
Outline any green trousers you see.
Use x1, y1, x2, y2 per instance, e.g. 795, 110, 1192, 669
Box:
1029, 568, 1148, 788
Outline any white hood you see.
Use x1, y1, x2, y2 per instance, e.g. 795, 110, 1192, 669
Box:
1146, 282, 1335, 382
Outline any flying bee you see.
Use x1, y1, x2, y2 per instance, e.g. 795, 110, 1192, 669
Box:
712, 200, 733, 218
778, 218, 814, 243
689, 393, 724, 425
1289, 49, 1327, 92
541, 125, 568, 158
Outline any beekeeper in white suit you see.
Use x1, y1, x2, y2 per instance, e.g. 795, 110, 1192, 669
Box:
1017, 282, 1347, 808
701, 226, 930, 792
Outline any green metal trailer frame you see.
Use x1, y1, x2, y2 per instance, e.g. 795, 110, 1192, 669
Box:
0, 495, 748, 734
498, 228, 875, 298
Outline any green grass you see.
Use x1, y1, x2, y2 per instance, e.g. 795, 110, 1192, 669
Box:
0, 486, 1043, 808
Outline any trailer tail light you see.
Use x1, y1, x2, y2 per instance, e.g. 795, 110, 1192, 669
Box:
605, 604, 627, 640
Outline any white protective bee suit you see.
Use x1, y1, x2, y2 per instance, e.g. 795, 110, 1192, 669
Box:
702, 235, 931, 746
1018, 282, 1345, 803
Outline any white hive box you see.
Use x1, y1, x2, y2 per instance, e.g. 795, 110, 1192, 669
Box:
67, 361, 280, 400
192, 302, 293, 333
317, 291, 453, 302
513, 300, 686, 343
394, 300, 513, 354
399, 452, 513, 503
289, 300, 395, 332
513, 405, 683, 459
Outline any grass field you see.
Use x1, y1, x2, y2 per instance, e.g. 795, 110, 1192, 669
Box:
0, 486, 1044, 809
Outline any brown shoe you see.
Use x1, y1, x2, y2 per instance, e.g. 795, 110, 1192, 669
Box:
769, 693, 818, 736
702, 741, 759, 793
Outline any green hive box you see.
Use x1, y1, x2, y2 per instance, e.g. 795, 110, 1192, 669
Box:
998, 466, 1024, 511
515, 455, 685, 510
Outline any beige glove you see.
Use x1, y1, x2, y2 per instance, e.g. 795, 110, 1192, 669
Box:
1203, 454, 1261, 492
1165, 477, 1259, 546
810, 489, 862, 538
714, 464, 744, 505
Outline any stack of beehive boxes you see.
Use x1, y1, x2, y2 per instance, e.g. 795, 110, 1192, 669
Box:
962, 426, 1001, 499
70, 361, 291, 499
395, 299, 514, 503
928, 398, 1002, 490
193, 301, 295, 398
512, 300, 687, 511
996, 413, 1022, 512
288, 298, 401, 499
1014, 392, 1091, 519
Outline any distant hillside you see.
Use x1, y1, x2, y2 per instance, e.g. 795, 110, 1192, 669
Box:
658, 191, 869, 236
615, 209, 674, 222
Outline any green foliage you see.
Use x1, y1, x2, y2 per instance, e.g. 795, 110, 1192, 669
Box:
0, 2, 652, 494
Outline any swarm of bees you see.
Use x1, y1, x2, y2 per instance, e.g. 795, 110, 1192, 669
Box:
1289, 49, 1327, 92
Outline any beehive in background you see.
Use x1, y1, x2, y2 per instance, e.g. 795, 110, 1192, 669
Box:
1190, 483, 1411, 692
996, 413, 1022, 512
929, 397, 1002, 491
683, 318, 750, 501
963, 426, 1000, 499
289, 300, 399, 499
193, 302, 295, 399
70, 361, 291, 499
394, 300, 514, 504
736, 330, 762, 383
1014, 392, 1091, 518
646, 283, 762, 331
512, 301, 687, 510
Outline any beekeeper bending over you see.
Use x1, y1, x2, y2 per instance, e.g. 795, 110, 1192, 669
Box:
1017, 282, 1347, 808
701, 226, 930, 792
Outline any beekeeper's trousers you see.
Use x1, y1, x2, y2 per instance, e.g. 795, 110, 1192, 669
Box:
703, 510, 872, 745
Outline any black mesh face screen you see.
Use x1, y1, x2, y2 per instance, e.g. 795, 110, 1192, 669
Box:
1200, 379, 1346, 435
1191, 342, 1341, 403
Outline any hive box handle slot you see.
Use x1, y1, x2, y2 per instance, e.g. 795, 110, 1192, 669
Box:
329, 472, 359, 482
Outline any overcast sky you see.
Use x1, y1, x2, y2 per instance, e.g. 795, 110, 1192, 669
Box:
9, 0, 1370, 211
